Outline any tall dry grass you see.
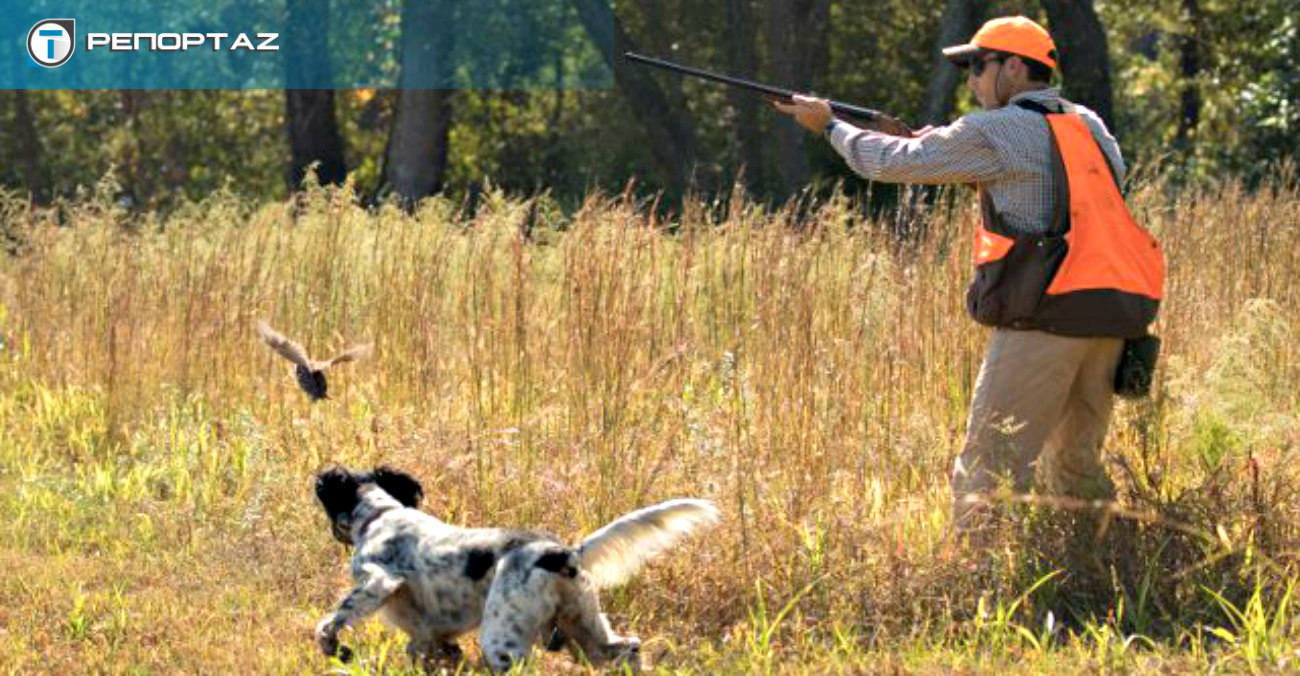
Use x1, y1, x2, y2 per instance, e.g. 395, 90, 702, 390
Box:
0, 172, 1297, 675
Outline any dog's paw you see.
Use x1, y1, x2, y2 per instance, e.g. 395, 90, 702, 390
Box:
315, 619, 349, 661
486, 649, 526, 674
609, 637, 641, 670
411, 640, 464, 665
316, 634, 339, 658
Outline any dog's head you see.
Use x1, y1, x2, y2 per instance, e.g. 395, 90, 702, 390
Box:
314, 465, 425, 545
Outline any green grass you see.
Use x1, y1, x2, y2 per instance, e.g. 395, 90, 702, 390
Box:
1, 175, 1298, 675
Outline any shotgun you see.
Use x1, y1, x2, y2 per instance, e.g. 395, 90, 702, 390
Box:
623, 51, 912, 136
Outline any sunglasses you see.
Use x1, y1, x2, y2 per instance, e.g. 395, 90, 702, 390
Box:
970, 55, 1007, 77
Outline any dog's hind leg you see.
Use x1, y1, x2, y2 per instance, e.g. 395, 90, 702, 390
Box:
553, 578, 641, 670
544, 625, 569, 652
478, 544, 571, 672
315, 563, 403, 660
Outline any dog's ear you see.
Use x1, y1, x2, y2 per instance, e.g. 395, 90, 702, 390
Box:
315, 466, 362, 521
371, 466, 424, 508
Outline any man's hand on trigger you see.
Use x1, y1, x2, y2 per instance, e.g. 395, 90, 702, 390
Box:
771, 94, 833, 134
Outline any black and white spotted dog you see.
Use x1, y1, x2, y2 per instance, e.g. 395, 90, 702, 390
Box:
313, 466, 719, 671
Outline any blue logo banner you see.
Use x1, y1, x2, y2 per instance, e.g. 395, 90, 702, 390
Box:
3, 0, 613, 89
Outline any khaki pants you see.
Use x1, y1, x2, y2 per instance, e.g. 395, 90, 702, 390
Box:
951, 329, 1124, 530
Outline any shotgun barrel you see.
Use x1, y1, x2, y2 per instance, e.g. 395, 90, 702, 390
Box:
623, 51, 890, 123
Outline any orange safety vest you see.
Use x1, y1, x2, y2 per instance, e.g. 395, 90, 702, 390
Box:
966, 100, 1165, 338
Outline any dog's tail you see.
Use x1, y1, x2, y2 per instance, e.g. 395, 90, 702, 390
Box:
577, 498, 720, 589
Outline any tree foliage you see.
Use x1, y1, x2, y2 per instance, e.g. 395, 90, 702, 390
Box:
1, 0, 1293, 209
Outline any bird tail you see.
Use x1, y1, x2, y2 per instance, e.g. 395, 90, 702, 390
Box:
577, 499, 719, 589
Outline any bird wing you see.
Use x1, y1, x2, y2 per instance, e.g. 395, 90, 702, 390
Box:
257, 321, 314, 368
322, 343, 373, 369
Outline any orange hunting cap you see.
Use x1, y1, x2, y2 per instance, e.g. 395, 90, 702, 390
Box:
942, 16, 1058, 70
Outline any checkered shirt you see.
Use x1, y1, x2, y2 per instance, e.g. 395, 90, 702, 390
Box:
826, 87, 1125, 234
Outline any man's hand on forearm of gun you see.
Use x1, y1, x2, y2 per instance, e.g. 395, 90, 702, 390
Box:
772, 94, 918, 138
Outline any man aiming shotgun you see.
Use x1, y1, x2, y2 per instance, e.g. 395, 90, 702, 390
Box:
632, 16, 1165, 536
774, 16, 1164, 535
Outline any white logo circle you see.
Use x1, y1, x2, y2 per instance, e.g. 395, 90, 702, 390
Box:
28, 21, 74, 67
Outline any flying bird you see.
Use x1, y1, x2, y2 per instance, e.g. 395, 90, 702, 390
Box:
256, 321, 371, 401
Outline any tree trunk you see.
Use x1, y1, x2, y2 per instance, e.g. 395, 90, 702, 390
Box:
284, 0, 346, 190
379, 0, 456, 203
1040, 0, 1116, 132
725, 0, 766, 195
10, 91, 49, 205
118, 90, 143, 207
1175, 0, 1202, 148
765, 0, 831, 200
286, 90, 347, 189
923, 0, 986, 125
569, 0, 700, 195
759, 0, 821, 198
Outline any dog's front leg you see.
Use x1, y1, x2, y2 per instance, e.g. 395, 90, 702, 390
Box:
316, 564, 403, 660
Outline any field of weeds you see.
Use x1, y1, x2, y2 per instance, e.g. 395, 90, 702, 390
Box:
1, 175, 1298, 675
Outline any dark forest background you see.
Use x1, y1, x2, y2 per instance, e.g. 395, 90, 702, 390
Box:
2, 0, 1297, 211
